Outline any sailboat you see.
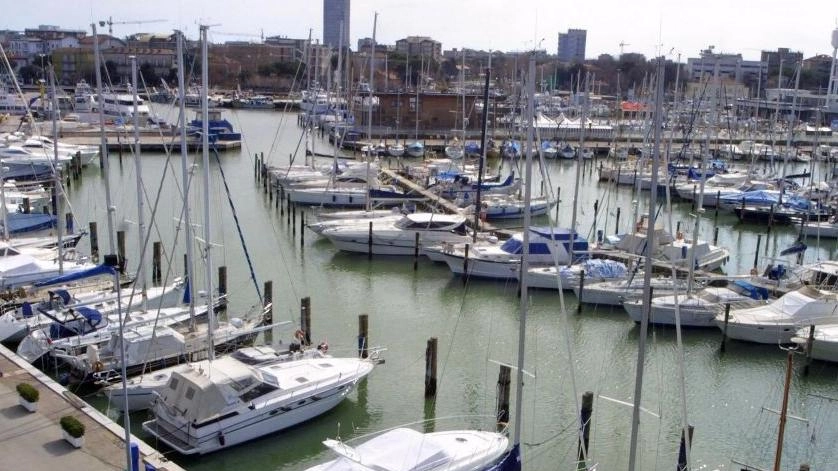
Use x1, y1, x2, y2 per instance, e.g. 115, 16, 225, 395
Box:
299, 53, 542, 471
141, 26, 379, 455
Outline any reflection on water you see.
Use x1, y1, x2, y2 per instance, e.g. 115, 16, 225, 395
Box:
69, 108, 838, 471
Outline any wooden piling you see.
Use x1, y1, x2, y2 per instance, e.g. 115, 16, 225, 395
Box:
22, 197, 30, 214
292, 203, 296, 237
116, 230, 126, 274
300, 296, 311, 346
368, 221, 373, 259
615, 207, 621, 234
88, 221, 99, 263
462, 243, 470, 283
286, 195, 291, 225
720, 303, 731, 352
577, 270, 586, 314
578, 391, 594, 465
767, 204, 775, 234
424, 337, 438, 398
495, 364, 511, 428
714, 190, 721, 220
803, 324, 816, 376
152, 241, 162, 286
713, 226, 719, 245
263, 281, 273, 323
753, 234, 762, 269
555, 186, 561, 221
413, 232, 420, 271
254, 154, 259, 180
65, 212, 73, 234
217, 266, 227, 296
300, 212, 305, 250
358, 314, 369, 359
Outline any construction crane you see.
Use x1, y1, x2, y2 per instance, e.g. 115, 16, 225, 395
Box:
619, 41, 631, 56
101, 17, 166, 36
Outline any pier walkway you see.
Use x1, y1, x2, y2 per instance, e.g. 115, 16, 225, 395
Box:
0, 344, 183, 471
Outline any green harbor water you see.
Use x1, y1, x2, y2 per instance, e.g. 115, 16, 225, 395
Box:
65, 106, 838, 471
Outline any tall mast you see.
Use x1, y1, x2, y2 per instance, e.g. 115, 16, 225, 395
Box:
473, 53, 491, 242
91, 22, 117, 257
569, 71, 589, 266
513, 55, 536, 450
176, 31, 196, 326
366, 13, 377, 212
131, 57, 147, 302
772, 349, 794, 471
628, 56, 665, 471
200, 24, 216, 359
48, 65, 64, 275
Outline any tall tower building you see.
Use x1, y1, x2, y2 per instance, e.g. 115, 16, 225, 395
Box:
323, 0, 350, 49
557, 28, 587, 64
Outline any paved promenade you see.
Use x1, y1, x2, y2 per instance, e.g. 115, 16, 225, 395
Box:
0, 344, 183, 471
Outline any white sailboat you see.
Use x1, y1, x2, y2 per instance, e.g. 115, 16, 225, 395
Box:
141, 26, 380, 455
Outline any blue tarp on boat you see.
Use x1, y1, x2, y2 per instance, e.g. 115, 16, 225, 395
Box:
4, 212, 57, 234
34, 264, 116, 287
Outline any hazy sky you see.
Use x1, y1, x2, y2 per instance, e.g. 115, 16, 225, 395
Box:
7, 0, 838, 61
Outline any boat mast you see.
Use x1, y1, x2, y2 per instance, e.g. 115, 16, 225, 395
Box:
131, 57, 148, 304
772, 349, 794, 471
513, 54, 536, 451
568, 71, 589, 266
200, 24, 216, 358
779, 61, 801, 206
48, 65, 65, 275
366, 13, 377, 212
628, 56, 665, 471
91, 22, 117, 258
473, 54, 491, 241
176, 31, 197, 327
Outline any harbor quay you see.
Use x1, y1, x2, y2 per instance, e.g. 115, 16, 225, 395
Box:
0, 344, 183, 471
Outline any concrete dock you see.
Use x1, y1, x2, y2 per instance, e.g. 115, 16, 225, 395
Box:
0, 344, 183, 471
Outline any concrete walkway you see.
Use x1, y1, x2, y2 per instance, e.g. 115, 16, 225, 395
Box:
0, 344, 183, 471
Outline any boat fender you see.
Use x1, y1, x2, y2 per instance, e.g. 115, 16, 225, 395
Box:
217, 431, 225, 446
317, 342, 329, 353
92, 360, 104, 373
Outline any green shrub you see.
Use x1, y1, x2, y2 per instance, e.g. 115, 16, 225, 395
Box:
16, 383, 39, 402
60, 416, 85, 438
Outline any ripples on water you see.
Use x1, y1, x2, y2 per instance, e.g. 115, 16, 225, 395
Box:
70, 107, 838, 471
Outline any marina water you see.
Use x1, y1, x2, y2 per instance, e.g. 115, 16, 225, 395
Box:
68, 106, 838, 471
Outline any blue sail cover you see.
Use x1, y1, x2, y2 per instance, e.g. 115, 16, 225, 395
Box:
4, 212, 57, 234
34, 264, 116, 287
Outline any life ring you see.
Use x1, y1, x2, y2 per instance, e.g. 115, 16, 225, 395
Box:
92, 360, 104, 373
294, 329, 306, 342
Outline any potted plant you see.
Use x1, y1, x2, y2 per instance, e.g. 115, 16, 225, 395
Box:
16, 383, 39, 412
60, 415, 85, 448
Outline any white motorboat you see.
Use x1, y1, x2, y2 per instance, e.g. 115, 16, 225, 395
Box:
0, 279, 186, 344
574, 277, 693, 306
802, 217, 838, 239
424, 227, 589, 280
304, 427, 510, 471
792, 324, 838, 363
306, 208, 407, 236
142, 353, 378, 455
15, 300, 215, 363
524, 258, 627, 291
104, 344, 329, 412
321, 213, 472, 255
599, 217, 729, 271
716, 262, 838, 344
623, 286, 758, 327
55, 307, 272, 383
476, 194, 553, 220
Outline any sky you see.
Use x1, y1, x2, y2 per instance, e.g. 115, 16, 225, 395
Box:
6, 0, 838, 61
